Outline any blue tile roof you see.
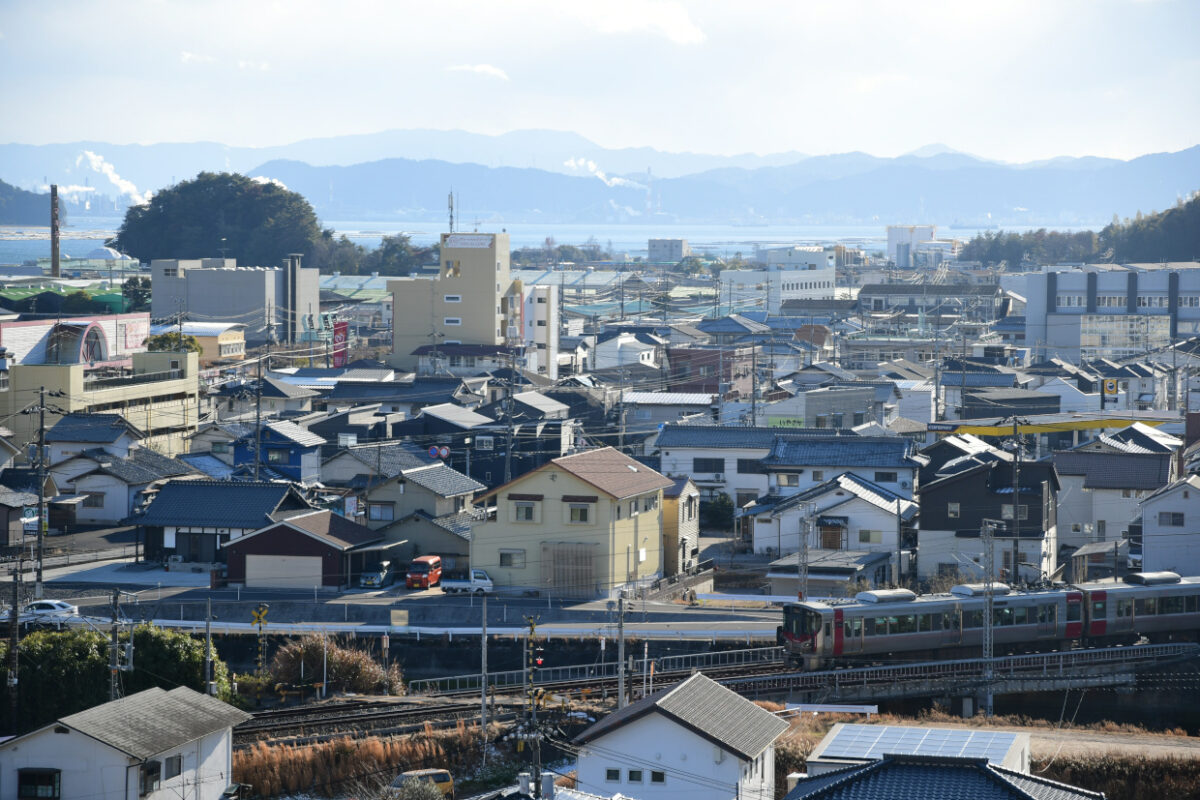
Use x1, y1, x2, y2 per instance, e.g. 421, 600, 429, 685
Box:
763, 436, 917, 469
656, 424, 860, 450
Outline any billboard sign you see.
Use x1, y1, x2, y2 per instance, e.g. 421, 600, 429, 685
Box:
332, 321, 349, 368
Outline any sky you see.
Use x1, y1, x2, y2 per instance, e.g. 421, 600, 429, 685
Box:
1, 0, 1198, 163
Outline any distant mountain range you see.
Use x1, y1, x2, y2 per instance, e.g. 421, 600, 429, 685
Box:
1, 129, 1196, 227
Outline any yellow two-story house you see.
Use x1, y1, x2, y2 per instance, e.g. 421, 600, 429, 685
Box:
472, 447, 674, 599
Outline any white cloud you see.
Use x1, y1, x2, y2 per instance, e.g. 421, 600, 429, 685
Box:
75, 151, 151, 206
571, 0, 705, 45
447, 63, 510, 81
237, 59, 271, 71
179, 50, 215, 64
250, 175, 288, 190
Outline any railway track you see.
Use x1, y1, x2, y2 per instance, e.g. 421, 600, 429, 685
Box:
235, 700, 519, 744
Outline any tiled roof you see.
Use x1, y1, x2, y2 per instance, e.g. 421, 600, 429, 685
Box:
1050, 450, 1172, 490
273, 509, 380, 550
82, 448, 197, 485
0, 486, 36, 508
55, 687, 249, 760
177, 452, 236, 480
261, 376, 320, 399
743, 472, 916, 520
784, 754, 1102, 800
575, 673, 787, 760
763, 436, 917, 470
550, 447, 674, 499
46, 413, 144, 444
336, 441, 436, 479
696, 314, 771, 335
131, 479, 309, 529
402, 463, 485, 497
403, 508, 485, 540
1096, 422, 1181, 454
656, 424, 860, 450
664, 477, 696, 498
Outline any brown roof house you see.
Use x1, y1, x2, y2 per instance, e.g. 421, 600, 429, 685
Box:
223, 509, 382, 590
472, 447, 674, 598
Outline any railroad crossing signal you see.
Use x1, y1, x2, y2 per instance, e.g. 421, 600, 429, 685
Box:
251, 606, 268, 626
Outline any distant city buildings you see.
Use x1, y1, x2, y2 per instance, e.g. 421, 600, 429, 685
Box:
886, 224, 937, 266
647, 238, 690, 262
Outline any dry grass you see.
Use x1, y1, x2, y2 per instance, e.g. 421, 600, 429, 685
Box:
1038, 753, 1200, 800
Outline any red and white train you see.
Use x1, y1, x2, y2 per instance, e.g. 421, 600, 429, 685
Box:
777, 572, 1200, 668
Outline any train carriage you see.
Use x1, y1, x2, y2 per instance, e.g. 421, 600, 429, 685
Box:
1076, 572, 1200, 645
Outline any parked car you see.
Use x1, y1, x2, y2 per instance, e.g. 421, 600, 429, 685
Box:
441, 569, 494, 595
3, 599, 79, 629
406, 555, 443, 589
389, 769, 454, 799
360, 561, 396, 589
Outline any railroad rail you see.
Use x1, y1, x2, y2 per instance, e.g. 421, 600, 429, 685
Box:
235, 700, 516, 743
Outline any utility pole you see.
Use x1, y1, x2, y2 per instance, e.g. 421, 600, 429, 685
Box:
34, 387, 46, 599
8, 556, 20, 734
616, 595, 627, 708
254, 354, 264, 481
1010, 418, 1021, 585
204, 596, 214, 695
797, 504, 811, 600
750, 347, 758, 426
480, 594, 488, 744
896, 496, 904, 588
109, 587, 121, 702
523, 616, 543, 797
504, 355, 515, 484
981, 518, 998, 717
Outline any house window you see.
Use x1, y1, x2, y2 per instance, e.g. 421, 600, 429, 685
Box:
605, 769, 620, 783
140, 762, 161, 796
514, 502, 536, 522
82, 492, 104, 508
629, 500, 638, 516
1001, 504, 1029, 521
779, 473, 800, 487
948, 502, 960, 519
212, 442, 229, 454
693, 457, 723, 473
628, 770, 643, 783
367, 503, 394, 522
651, 771, 666, 784
569, 504, 591, 523
444, 317, 462, 326
874, 471, 898, 483
17, 769, 60, 799
267, 449, 289, 464
444, 295, 462, 303
1159, 511, 1185, 526
499, 549, 526, 569
811, 470, 824, 481
737, 459, 765, 474
858, 530, 882, 544
164, 754, 183, 780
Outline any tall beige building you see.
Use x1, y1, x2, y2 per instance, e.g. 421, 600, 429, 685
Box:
390, 232, 517, 371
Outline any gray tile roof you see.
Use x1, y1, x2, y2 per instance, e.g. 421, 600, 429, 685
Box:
763, 436, 917, 470
785, 754, 1103, 800
405, 508, 486, 540
56, 686, 250, 759
46, 413, 145, 444
656, 424, 860, 450
177, 453, 236, 480
0, 486, 36, 508
1050, 450, 1172, 491
403, 463, 485, 497
82, 448, 198, 485
262, 376, 320, 399
336, 441, 436, 479
575, 673, 787, 760
131, 479, 311, 529
744, 472, 917, 520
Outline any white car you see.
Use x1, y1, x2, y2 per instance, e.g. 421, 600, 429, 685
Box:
22, 600, 79, 622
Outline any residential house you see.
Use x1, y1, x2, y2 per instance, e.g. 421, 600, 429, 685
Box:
938, 360, 1017, 420
1050, 449, 1173, 554
1074, 422, 1181, 455
759, 386, 879, 430
320, 441, 436, 490
70, 449, 199, 525
574, 673, 787, 800
962, 387, 1060, 420
0, 486, 36, 547
662, 477, 700, 575
766, 550, 894, 597
759, 436, 919, 501
411, 343, 530, 378
472, 447, 674, 598
804, 722, 1030, 776
917, 434, 1010, 487
666, 345, 756, 398
478, 391, 571, 422
232, 420, 326, 483
306, 405, 407, 445
591, 331, 664, 370
46, 413, 146, 480
212, 375, 318, 419
224, 509, 383, 589
185, 421, 254, 465
742, 473, 916, 576
622, 392, 716, 437
1140, 475, 1200, 575
325, 376, 485, 415
133, 479, 315, 564
917, 460, 1060, 582
0, 686, 250, 800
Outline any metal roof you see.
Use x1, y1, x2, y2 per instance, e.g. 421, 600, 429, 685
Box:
622, 391, 715, 406
1050, 450, 1172, 490
421, 403, 494, 429
762, 437, 917, 470
656, 424, 860, 450
149, 321, 245, 337
512, 391, 570, 415
131, 479, 310, 529
54, 687, 250, 760
575, 673, 787, 760
264, 420, 326, 448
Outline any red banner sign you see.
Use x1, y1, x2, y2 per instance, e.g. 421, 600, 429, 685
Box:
332, 321, 349, 367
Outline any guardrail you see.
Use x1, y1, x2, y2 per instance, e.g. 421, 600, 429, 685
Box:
1, 545, 138, 575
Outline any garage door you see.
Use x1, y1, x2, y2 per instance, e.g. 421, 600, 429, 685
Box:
245, 555, 324, 589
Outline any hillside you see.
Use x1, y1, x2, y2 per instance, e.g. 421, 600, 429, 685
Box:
0, 178, 51, 225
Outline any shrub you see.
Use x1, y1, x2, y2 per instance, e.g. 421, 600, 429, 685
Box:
272, 635, 403, 695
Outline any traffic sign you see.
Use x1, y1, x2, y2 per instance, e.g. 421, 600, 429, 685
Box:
251, 606, 268, 626
438, 446, 451, 459
1103, 378, 1118, 396
428, 446, 441, 458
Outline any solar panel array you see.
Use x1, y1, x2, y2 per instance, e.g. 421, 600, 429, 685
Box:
820, 724, 1017, 764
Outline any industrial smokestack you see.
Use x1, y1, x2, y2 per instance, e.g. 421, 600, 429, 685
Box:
50, 184, 60, 278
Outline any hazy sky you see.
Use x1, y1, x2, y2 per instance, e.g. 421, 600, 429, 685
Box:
2, 0, 1197, 162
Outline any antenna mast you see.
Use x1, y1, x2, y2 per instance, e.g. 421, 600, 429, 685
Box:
448, 191, 455, 233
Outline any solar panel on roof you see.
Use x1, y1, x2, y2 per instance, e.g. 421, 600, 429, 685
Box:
820, 724, 1017, 764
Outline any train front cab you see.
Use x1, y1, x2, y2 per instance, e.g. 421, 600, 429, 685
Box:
779, 603, 833, 669
1079, 573, 1200, 645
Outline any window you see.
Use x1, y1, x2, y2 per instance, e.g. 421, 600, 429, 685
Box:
779, 473, 800, 487
443, 317, 462, 326
536, 320, 546, 327
569, 504, 590, 523
514, 502, 536, 522
267, 448, 289, 464
1159, 511, 1185, 526
367, 503, 394, 522
164, 754, 183, 780
629, 500, 638, 516
82, 492, 104, 508
874, 471, 898, 483
948, 502, 960, 519
17, 769, 60, 799
606, 769, 620, 783
1001, 504, 1029, 521
858, 530, 882, 544
628, 770, 643, 783
211, 441, 229, 454
693, 457, 723, 473
651, 771, 666, 784
499, 549, 526, 569
737, 459, 765, 474
443, 294, 462, 303
140, 762, 161, 796
811, 470, 824, 481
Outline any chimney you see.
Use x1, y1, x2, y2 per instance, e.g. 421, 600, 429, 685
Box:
541, 773, 555, 800
50, 184, 60, 278
517, 773, 531, 796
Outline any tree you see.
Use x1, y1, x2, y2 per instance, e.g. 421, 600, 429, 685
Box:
144, 332, 202, 353
122, 276, 151, 310
110, 171, 323, 268
361, 233, 431, 277
271, 635, 403, 694
61, 290, 99, 313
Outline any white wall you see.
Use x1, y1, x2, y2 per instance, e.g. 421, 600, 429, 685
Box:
918, 530, 1054, 582
576, 711, 772, 800
751, 496, 903, 557
1056, 476, 1143, 551
1141, 486, 1200, 575
71, 473, 139, 525
659, 446, 772, 503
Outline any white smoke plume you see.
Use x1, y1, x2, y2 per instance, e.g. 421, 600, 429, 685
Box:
564, 157, 647, 190
41, 184, 95, 195
75, 151, 151, 205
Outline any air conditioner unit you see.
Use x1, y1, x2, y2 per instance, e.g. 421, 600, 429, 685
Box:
901, 480, 912, 489
713, 473, 724, 481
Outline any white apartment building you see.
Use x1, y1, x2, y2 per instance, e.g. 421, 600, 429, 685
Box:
720, 264, 836, 315
521, 283, 559, 379
887, 224, 937, 266
648, 238, 691, 262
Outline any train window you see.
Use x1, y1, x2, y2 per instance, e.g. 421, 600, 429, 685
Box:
850, 618, 862, 637
1188, 596, 1199, 613
1066, 603, 1081, 622
942, 611, 956, 630
863, 618, 877, 636
1091, 599, 1106, 618
964, 609, 983, 628
1117, 598, 1133, 617
1037, 605, 1055, 624
1161, 596, 1184, 615
824, 623, 831, 638
1013, 607, 1028, 625
995, 608, 1013, 626
1136, 598, 1157, 615
893, 614, 916, 634
876, 617, 891, 635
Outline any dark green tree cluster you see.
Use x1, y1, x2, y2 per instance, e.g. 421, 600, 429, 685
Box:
512, 235, 616, 266
959, 193, 1200, 267
0, 178, 57, 226
144, 332, 203, 353
0, 624, 232, 734
121, 276, 151, 310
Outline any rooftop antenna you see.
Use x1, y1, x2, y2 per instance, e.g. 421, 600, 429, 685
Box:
448, 191, 455, 233
50, 185, 60, 278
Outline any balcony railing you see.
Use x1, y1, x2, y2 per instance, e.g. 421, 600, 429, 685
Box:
84, 368, 185, 391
